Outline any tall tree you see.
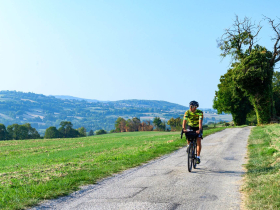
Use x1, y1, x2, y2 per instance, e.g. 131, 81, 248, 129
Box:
77, 127, 86, 137
23, 123, 40, 139
218, 16, 280, 124
58, 121, 79, 138
7, 124, 27, 140
213, 68, 253, 125
44, 126, 61, 139
125, 117, 141, 132
167, 117, 182, 131
153, 117, 162, 130
132, 117, 141, 131
0, 124, 8, 140
160, 121, 166, 131
125, 119, 133, 132
115, 117, 126, 132
58, 121, 73, 138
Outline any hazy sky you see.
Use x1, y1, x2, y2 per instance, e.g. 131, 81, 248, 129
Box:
0, 0, 279, 108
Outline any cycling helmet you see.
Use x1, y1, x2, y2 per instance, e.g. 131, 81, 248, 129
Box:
189, 100, 199, 107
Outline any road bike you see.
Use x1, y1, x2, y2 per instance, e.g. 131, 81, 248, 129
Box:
181, 129, 198, 172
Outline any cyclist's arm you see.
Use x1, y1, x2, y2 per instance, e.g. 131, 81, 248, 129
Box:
182, 119, 187, 130
199, 113, 203, 131
199, 119, 203, 131
182, 111, 188, 131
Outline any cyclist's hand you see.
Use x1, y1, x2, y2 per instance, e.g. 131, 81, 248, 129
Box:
183, 129, 187, 133
196, 130, 200, 134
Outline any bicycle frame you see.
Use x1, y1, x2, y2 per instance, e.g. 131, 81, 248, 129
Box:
181, 129, 198, 172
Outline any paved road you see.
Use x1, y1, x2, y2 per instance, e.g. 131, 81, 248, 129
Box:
32, 127, 252, 210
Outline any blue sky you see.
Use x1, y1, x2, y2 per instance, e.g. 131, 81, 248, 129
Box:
0, 0, 279, 108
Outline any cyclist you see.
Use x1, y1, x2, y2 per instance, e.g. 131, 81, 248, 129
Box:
182, 101, 203, 164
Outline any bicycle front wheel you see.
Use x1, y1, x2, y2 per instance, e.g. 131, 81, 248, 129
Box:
193, 144, 197, 169
188, 143, 193, 172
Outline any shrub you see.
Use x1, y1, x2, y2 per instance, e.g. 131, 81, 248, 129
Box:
96, 129, 107, 135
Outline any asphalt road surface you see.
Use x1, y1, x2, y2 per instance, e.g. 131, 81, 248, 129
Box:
32, 127, 252, 210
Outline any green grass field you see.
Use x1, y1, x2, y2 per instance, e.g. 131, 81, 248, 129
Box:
243, 124, 280, 209
0, 127, 226, 210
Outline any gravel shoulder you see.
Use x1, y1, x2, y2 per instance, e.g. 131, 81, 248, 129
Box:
31, 127, 252, 210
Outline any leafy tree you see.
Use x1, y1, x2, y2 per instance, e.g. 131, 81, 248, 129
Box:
213, 68, 253, 125
132, 117, 141, 131
160, 121, 166, 131
153, 117, 162, 130
115, 117, 126, 132
138, 121, 153, 131
125, 119, 133, 132
7, 124, 27, 140
70, 128, 80, 138
44, 126, 61, 139
232, 46, 274, 124
96, 129, 107, 135
77, 127, 86, 137
60, 121, 73, 129
167, 117, 182, 131
246, 110, 258, 125
0, 124, 8, 140
6, 123, 39, 140
125, 117, 141, 132
153, 117, 166, 131
23, 123, 40, 139
88, 129, 94, 136
58, 121, 79, 138
218, 16, 280, 124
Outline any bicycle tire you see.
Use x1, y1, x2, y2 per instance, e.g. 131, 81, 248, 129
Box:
188, 143, 193, 172
193, 143, 197, 169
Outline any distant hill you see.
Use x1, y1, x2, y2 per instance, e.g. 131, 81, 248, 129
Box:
51, 96, 187, 110
51, 95, 100, 103
0, 91, 231, 135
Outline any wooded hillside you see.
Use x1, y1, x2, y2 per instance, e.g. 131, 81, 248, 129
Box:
0, 91, 231, 135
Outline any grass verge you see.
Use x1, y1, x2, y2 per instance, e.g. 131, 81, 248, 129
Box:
1, 127, 226, 210
243, 124, 280, 209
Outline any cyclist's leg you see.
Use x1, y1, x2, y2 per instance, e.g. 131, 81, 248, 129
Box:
197, 129, 203, 156
197, 138, 202, 156
186, 126, 193, 151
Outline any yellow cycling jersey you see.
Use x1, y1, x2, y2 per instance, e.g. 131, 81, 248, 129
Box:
183, 109, 203, 127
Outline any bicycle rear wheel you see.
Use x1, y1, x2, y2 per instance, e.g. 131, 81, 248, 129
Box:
188, 143, 193, 172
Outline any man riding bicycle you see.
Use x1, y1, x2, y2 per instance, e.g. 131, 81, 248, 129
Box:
182, 100, 203, 164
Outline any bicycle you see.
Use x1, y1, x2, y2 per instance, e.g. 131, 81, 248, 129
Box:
181, 129, 198, 172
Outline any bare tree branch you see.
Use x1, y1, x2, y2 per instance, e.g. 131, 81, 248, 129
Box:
264, 16, 280, 66
218, 15, 262, 61
275, 56, 280, 63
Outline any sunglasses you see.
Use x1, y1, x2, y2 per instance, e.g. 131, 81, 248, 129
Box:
190, 105, 197, 108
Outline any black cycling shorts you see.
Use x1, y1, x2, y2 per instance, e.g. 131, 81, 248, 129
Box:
187, 125, 203, 139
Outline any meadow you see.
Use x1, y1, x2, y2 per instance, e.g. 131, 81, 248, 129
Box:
243, 124, 280, 209
0, 128, 226, 209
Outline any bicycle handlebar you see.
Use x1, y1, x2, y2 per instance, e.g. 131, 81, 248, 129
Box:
181, 128, 198, 139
